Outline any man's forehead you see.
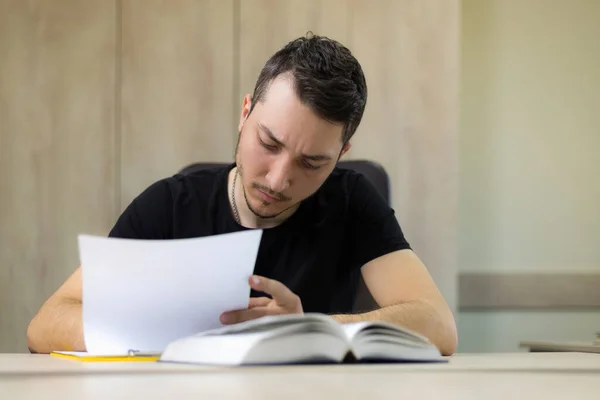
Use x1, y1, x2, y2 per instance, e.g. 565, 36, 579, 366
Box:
256, 122, 339, 161
252, 100, 343, 140
251, 76, 345, 146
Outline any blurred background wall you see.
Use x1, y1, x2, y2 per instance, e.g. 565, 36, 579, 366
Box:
1, 0, 598, 354
0, 0, 459, 352
457, 0, 600, 351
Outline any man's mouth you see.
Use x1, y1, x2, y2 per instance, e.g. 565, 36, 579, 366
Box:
256, 189, 281, 204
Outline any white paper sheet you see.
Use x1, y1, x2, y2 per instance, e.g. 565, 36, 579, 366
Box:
78, 230, 263, 355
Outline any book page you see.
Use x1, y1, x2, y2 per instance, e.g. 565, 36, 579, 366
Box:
341, 321, 431, 344
192, 313, 343, 337
341, 322, 444, 362
78, 230, 262, 355
341, 322, 372, 341
160, 313, 350, 365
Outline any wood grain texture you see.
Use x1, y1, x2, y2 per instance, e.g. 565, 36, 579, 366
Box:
120, 0, 236, 209
348, 0, 460, 311
0, 0, 462, 353
0, 0, 117, 352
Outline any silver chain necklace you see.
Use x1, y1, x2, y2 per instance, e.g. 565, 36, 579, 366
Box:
231, 168, 240, 224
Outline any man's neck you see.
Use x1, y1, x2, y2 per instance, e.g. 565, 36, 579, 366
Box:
228, 167, 299, 229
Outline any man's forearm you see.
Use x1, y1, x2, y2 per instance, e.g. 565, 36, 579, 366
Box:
330, 300, 457, 356
27, 297, 85, 354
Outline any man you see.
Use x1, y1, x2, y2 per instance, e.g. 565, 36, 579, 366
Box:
27, 34, 458, 355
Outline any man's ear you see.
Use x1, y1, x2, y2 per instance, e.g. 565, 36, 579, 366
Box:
238, 94, 252, 132
339, 141, 352, 159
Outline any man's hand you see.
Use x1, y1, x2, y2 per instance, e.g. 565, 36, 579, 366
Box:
220, 275, 303, 324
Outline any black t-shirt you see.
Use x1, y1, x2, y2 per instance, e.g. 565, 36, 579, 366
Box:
109, 163, 411, 314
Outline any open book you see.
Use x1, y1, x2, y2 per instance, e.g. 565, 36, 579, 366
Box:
159, 313, 445, 365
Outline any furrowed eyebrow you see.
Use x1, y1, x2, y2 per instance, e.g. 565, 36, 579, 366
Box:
258, 123, 332, 162
258, 124, 285, 147
302, 154, 332, 162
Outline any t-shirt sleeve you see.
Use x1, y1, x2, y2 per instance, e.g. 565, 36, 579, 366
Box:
108, 179, 174, 239
347, 174, 411, 269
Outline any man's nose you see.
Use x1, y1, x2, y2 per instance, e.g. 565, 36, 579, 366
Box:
266, 157, 292, 194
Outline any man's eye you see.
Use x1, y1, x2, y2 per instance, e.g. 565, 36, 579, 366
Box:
302, 160, 320, 170
260, 139, 278, 152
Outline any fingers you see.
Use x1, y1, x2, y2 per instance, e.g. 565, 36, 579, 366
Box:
220, 307, 272, 325
249, 275, 300, 309
248, 297, 270, 308
219, 277, 303, 325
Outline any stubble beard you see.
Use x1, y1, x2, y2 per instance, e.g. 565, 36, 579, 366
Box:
235, 134, 293, 220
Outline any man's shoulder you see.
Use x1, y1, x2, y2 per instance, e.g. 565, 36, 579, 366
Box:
109, 164, 231, 239
129, 163, 230, 212
318, 166, 375, 202
311, 164, 392, 223
302, 166, 367, 222
158, 163, 231, 199
323, 166, 361, 189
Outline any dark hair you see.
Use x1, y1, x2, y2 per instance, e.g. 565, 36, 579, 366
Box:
249, 33, 367, 145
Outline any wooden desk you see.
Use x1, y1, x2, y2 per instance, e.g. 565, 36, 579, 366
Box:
1, 353, 599, 399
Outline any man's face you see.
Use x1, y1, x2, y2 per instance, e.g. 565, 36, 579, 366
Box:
235, 74, 351, 219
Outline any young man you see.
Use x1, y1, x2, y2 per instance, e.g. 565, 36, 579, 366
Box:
27, 34, 458, 355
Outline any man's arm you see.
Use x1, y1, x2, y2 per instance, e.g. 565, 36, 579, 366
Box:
330, 249, 458, 356
27, 267, 85, 353
27, 178, 179, 353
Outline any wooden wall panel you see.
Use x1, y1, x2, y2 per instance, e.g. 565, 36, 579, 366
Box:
0, 0, 460, 353
349, 0, 460, 311
120, 0, 236, 209
0, 0, 117, 352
